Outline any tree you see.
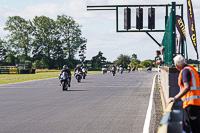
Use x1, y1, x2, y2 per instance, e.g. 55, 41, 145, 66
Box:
0, 39, 7, 65
131, 53, 137, 61
140, 59, 153, 67
79, 43, 87, 63
5, 54, 15, 65
32, 16, 58, 68
113, 54, 131, 68
2, 15, 87, 69
91, 51, 106, 69
56, 15, 87, 62
129, 60, 140, 68
4, 16, 34, 60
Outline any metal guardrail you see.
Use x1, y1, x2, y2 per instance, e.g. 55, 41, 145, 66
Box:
0, 69, 18, 74
0, 66, 16, 69
0, 69, 35, 74
157, 101, 183, 133
0, 69, 10, 74
138, 68, 158, 71
9, 69, 18, 74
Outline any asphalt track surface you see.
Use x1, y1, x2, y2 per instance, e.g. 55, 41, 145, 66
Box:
0, 71, 156, 133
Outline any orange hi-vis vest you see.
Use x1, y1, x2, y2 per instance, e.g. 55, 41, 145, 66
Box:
178, 65, 200, 108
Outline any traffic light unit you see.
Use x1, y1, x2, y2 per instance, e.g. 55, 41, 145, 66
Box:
124, 7, 155, 30
136, 8, 143, 29
148, 8, 155, 29
124, 7, 131, 30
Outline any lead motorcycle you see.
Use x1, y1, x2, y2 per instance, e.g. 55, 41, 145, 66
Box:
75, 71, 82, 82
60, 72, 69, 91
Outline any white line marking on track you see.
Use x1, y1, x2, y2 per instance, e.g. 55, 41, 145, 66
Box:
143, 74, 157, 133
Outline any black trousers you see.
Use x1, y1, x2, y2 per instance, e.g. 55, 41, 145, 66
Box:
185, 105, 200, 133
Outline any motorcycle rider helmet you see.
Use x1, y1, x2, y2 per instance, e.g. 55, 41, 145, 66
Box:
76, 65, 80, 68
63, 65, 68, 69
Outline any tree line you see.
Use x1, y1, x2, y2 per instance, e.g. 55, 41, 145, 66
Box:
0, 15, 86, 69
89, 52, 156, 70
113, 53, 155, 70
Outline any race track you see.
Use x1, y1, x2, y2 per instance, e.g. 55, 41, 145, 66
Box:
0, 71, 156, 133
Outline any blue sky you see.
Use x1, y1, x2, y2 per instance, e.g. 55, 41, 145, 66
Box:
0, 0, 200, 61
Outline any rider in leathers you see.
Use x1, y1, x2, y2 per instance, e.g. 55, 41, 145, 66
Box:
81, 64, 88, 73
112, 65, 116, 74
74, 65, 82, 75
59, 65, 71, 87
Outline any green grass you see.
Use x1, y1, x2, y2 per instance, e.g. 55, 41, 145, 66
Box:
0, 71, 102, 85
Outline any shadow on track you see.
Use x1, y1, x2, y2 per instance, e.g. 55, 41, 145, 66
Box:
65, 90, 88, 91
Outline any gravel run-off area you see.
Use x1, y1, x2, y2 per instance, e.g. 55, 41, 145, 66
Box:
149, 76, 163, 133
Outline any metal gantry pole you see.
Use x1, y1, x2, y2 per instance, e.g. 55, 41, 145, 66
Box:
87, 3, 183, 51
116, 7, 118, 32
171, 2, 176, 66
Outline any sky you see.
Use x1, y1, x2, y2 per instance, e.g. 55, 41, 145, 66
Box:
0, 0, 200, 62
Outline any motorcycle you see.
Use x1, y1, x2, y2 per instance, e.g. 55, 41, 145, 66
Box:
132, 67, 136, 71
102, 68, 107, 74
75, 71, 82, 82
147, 66, 152, 71
82, 68, 87, 79
111, 67, 116, 76
117, 66, 119, 72
120, 67, 123, 74
60, 72, 69, 91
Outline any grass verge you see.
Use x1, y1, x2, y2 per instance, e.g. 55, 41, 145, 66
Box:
0, 71, 102, 85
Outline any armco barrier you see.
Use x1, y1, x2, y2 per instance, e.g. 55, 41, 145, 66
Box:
137, 68, 158, 71
32, 69, 35, 74
0, 69, 9, 74
157, 101, 184, 133
19, 69, 30, 74
0, 68, 35, 74
9, 69, 18, 74
138, 68, 143, 71
0, 66, 16, 69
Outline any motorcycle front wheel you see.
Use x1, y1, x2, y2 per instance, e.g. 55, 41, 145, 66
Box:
62, 81, 68, 91
112, 72, 115, 76
76, 76, 81, 82
62, 82, 65, 91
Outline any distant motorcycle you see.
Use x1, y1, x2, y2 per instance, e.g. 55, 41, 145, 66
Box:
127, 67, 131, 73
82, 68, 87, 79
111, 67, 116, 76
117, 66, 119, 72
120, 67, 123, 74
75, 71, 82, 82
102, 68, 107, 74
132, 67, 136, 71
60, 72, 69, 91
147, 66, 152, 71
